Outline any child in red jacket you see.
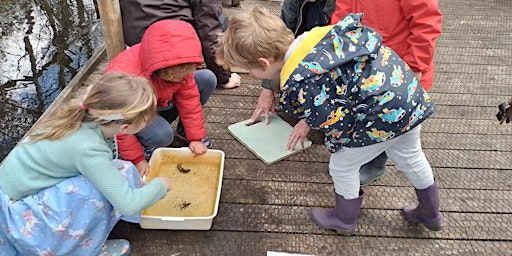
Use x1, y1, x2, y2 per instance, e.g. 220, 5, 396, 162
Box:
105, 19, 215, 176
330, 0, 443, 186
119, 0, 240, 89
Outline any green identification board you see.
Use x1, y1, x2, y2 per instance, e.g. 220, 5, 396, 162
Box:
228, 115, 312, 165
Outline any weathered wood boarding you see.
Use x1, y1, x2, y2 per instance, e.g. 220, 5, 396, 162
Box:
38, 0, 512, 255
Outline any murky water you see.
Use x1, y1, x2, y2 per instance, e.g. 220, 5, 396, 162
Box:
0, 0, 103, 161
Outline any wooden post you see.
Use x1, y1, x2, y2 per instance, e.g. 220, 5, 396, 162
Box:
97, 0, 126, 60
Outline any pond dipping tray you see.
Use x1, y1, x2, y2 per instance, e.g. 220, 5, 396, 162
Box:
140, 148, 225, 230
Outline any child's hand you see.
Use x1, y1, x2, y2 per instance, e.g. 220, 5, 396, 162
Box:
220, 73, 241, 89
189, 141, 208, 155
135, 160, 150, 178
158, 177, 172, 192
287, 119, 311, 150
251, 88, 276, 125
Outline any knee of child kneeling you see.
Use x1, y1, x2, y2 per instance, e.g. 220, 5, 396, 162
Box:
194, 69, 217, 88
150, 128, 174, 147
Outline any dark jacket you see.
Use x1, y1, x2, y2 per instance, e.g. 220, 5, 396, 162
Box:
281, 0, 336, 37
279, 14, 435, 153
119, 0, 230, 86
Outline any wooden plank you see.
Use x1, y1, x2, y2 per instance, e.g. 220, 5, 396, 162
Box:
26, 0, 512, 254
220, 158, 512, 190
218, 179, 512, 213
96, 0, 125, 60
210, 204, 512, 240
110, 226, 512, 255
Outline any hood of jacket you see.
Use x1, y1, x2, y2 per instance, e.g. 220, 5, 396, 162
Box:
139, 19, 203, 78
281, 13, 381, 87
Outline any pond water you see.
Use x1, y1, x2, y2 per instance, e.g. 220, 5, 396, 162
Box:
0, 0, 103, 161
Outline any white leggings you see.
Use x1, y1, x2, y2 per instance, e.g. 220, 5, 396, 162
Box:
329, 125, 434, 199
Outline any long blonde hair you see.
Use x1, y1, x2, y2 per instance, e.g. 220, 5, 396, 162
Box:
216, 6, 294, 70
30, 73, 157, 141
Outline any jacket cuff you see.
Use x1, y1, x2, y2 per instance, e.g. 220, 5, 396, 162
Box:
132, 155, 146, 165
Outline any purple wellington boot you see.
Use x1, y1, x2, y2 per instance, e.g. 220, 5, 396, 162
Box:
402, 182, 443, 231
309, 190, 364, 235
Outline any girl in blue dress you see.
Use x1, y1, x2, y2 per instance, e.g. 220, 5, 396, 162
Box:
0, 73, 171, 255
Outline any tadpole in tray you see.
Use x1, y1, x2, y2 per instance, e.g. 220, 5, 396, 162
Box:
177, 163, 191, 173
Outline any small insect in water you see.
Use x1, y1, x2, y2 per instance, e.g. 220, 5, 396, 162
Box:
177, 163, 191, 173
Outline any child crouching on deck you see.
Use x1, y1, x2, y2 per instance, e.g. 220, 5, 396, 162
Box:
0, 73, 171, 255
216, 6, 442, 234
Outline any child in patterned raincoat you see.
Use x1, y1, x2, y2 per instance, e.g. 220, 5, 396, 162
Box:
216, 6, 442, 235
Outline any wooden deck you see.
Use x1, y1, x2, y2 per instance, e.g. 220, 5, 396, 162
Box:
87, 0, 512, 255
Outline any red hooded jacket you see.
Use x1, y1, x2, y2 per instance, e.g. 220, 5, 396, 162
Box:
105, 19, 206, 164
330, 0, 442, 90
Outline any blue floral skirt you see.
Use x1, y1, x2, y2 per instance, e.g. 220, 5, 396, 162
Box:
0, 159, 143, 255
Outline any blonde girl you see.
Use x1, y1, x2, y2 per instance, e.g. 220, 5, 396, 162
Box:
0, 73, 171, 255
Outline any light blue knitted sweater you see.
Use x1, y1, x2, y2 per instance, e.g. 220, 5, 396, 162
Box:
0, 122, 167, 216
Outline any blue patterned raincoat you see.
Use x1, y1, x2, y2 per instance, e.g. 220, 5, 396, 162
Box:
279, 13, 435, 153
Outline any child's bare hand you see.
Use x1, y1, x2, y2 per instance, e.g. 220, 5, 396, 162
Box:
251, 88, 276, 125
287, 119, 311, 150
158, 177, 172, 191
135, 160, 150, 178
189, 141, 208, 155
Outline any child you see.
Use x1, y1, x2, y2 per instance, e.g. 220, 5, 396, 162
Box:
105, 19, 215, 177
0, 73, 171, 255
119, 0, 241, 89
257, 0, 336, 123
329, 0, 443, 186
216, 7, 442, 234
